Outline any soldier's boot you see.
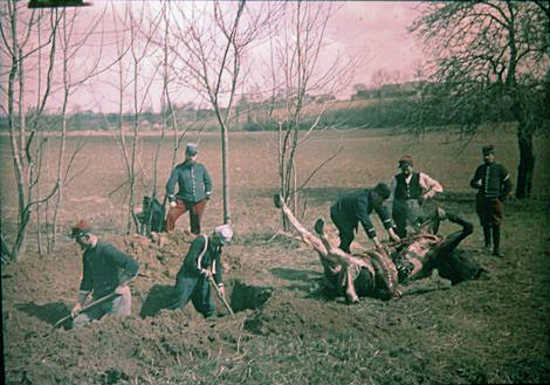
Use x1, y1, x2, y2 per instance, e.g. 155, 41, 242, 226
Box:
482, 226, 492, 252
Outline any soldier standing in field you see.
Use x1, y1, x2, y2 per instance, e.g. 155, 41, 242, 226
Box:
470, 144, 512, 257
388, 154, 443, 239
165, 143, 213, 235
330, 183, 400, 253
169, 224, 233, 318
69, 220, 140, 328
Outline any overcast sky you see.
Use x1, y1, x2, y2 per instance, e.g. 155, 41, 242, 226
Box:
327, 1, 423, 83
11, 1, 426, 114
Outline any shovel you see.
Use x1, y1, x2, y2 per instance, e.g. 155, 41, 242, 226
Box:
48, 291, 122, 333
207, 274, 235, 317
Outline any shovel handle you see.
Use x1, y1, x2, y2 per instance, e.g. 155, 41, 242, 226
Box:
49, 291, 121, 332
207, 274, 234, 316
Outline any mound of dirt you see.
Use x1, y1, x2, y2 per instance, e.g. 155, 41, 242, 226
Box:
1, 231, 277, 384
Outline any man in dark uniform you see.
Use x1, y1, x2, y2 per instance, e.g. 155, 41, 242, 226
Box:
165, 143, 213, 235
388, 154, 443, 239
330, 183, 400, 253
69, 220, 139, 328
170, 224, 233, 318
470, 144, 512, 257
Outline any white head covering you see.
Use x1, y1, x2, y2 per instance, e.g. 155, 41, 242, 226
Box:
214, 224, 233, 245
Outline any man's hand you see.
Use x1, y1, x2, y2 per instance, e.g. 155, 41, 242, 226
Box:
218, 285, 225, 297
169, 201, 177, 208
388, 228, 400, 243
372, 237, 382, 250
114, 285, 127, 295
71, 303, 82, 318
201, 269, 212, 278
393, 288, 403, 299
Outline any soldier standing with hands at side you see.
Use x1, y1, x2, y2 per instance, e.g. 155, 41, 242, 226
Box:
470, 144, 512, 257
165, 143, 213, 235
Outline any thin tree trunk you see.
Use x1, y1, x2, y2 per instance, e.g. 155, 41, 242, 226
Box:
515, 124, 535, 199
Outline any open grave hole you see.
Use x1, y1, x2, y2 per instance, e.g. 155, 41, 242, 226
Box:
139, 279, 273, 318
228, 279, 273, 312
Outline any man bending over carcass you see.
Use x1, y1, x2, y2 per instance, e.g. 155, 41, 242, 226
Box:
274, 195, 485, 304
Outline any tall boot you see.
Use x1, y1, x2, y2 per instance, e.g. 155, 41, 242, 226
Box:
492, 225, 503, 257
482, 226, 492, 251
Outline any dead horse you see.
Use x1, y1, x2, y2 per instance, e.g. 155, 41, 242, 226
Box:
273, 195, 486, 303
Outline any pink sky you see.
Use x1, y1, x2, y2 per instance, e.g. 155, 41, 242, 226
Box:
12, 1, 426, 114
328, 1, 423, 84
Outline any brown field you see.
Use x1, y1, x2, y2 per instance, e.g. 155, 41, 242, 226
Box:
1, 127, 549, 384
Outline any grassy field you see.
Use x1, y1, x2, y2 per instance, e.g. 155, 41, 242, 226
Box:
1, 127, 549, 384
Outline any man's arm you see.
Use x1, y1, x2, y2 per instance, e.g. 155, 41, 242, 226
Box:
73, 255, 92, 317
213, 249, 223, 287
470, 166, 483, 189
500, 165, 512, 198
107, 245, 139, 285
419, 172, 443, 199
202, 165, 213, 199
374, 203, 400, 242
183, 236, 208, 275
79, 254, 93, 294
165, 167, 179, 203
356, 195, 377, 241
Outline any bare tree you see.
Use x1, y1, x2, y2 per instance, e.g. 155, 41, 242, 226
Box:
261, 0, 357, 229
47, 5, 110, 250
110, 2, 160, 234
371, 68, 392, 95
167, 0, 279, 224
409, 1, 549, 199
0, 1, 62, 261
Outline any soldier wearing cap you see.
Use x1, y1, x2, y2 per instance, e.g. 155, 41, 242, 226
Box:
470, 145, 512, 257
169, 224, 233, 318
388, 154, 443, 239
165, 143, 213, 235
330, 183, 400, 253
69, 220, 139, 328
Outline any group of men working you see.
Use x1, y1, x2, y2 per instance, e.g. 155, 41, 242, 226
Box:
65, 142, 511, 327
330, 144, 511, 258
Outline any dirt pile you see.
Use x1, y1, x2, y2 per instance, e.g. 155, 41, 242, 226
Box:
1, 232, 279, 384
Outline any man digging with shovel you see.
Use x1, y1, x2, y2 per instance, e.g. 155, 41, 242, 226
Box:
169, 224, 234, 318
65, 220, 140, 329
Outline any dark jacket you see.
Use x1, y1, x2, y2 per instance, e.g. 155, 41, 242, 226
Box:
394, 172, 422, 200
166, 161, 212, 203
331, 189, 393, 239
80, 242, 139, 298
178, 235, 223, 286
470, 163, 512, 199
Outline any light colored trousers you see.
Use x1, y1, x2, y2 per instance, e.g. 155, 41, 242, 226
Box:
72, 286, 131, 328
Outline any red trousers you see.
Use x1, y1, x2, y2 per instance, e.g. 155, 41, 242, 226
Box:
475, 196, 503, 227
164, 198, 208, 234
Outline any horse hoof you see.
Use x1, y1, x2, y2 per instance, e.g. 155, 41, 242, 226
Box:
314, 219, 324, 235
273, 194, 282, 208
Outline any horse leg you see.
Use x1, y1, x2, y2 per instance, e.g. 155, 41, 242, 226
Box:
274, 194, 328, 257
